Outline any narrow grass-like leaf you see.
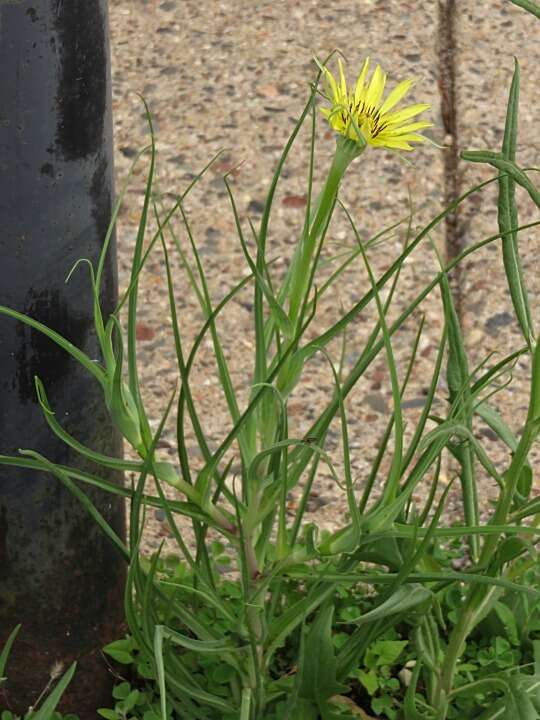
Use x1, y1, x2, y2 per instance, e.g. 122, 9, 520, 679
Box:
419, 421, 503, 489
19, 450, 129, 559
156, 209, 216, 576
315, 347, 362, 553
287, 216, 540, 483
496, 59, 534, 346
0, 305, 105, 386
33, 376, 147, 472
260, 61, 325, 301
335, 586, 432, 680
0, 625, 20, 679
155, 625, 240, 654
462, 151, 540, 210
158, 581, 237, 626
116, 148, 227, 316
164, 231, 256, 500
176, 201, 252, 468
240, 689, 252, 720
0, 454, 210, 525
197, 211, 540, 504
344, 203, 403, 505
403, 662, 425, 720
297, 605, 347, 706
126, 99, 156, 453
298, 175, 506, 361
154, 626, 235, 716
286, 569, 540, 597
401, 327, 447, 474
510, 0, 540, 18
436, 249, 480, 557
153, 476, 195, 569
90, 145, 151, 370
265, 580, 339, 663
31, 662, 77, 720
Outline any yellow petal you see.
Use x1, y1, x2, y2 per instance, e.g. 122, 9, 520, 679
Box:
338, 58, 348, 98
354, 57, 370, 104
323, 67, 340, 103
379, 79, 414, 115
320, 57, 432, 153
385, 103, 431, 125
387, 120, 433, 135
365, 65, 386, 109
384, 132, 428, 143
378, 138, 414, 150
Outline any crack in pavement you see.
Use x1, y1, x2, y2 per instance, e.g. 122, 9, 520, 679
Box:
438, 0, 463, 316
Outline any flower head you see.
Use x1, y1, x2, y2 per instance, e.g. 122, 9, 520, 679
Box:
320, 57, 432, 151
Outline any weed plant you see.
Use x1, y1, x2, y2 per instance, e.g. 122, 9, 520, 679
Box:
2, 2, 540, 718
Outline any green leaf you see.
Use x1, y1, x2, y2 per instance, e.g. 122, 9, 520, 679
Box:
142, 712, 161, 720
372, 695, 397, 718
357, 669, 379, 696
461, 150, 540, 211
287, 698, 319, 720
153, 625, 235, 717
154, 624, 239, 655
31, 662, 76, 720
211, 664, 236, 684
297, 606, 348, 708
438, 255, 479, 559
494, 601, 520, 646
103, 640, 135, 665
474, 671, 540, 719
33, 377, 141, 473
476, 402, 526, 453
492, 536, 528, 571
97, 711, 119, 720
517, 466, 533, 502
0, 625, 20, 680
112, 682, 132, 700
240, 688, 252, 720
510, 0, 540, 18
364, 640, 408, 668
344, 585, 432, 626
495, 58, 534, 346
403, 663, 426, 720
0, 305, 105, 386
336, 586, 432, 680
120, 689, 140, 713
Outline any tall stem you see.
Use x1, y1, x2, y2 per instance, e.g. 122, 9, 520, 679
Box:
287, 136, 364, 326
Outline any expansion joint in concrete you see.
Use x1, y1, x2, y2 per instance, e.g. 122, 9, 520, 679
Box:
437, 0, 463, 316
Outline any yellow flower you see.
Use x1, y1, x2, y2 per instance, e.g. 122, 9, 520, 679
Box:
320, 57, 432, 151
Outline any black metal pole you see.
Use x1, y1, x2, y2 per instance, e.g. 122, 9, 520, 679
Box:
0, 1, 125, 716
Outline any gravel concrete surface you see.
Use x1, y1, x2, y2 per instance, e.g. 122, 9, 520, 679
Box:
107, 0, 540, 556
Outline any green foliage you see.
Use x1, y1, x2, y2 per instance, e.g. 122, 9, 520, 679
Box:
2, 22, 540, 720
93, 549, 540, 720
97, 681, 167, 720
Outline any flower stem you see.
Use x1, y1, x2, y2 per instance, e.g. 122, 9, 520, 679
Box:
287, 137, 364, 326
